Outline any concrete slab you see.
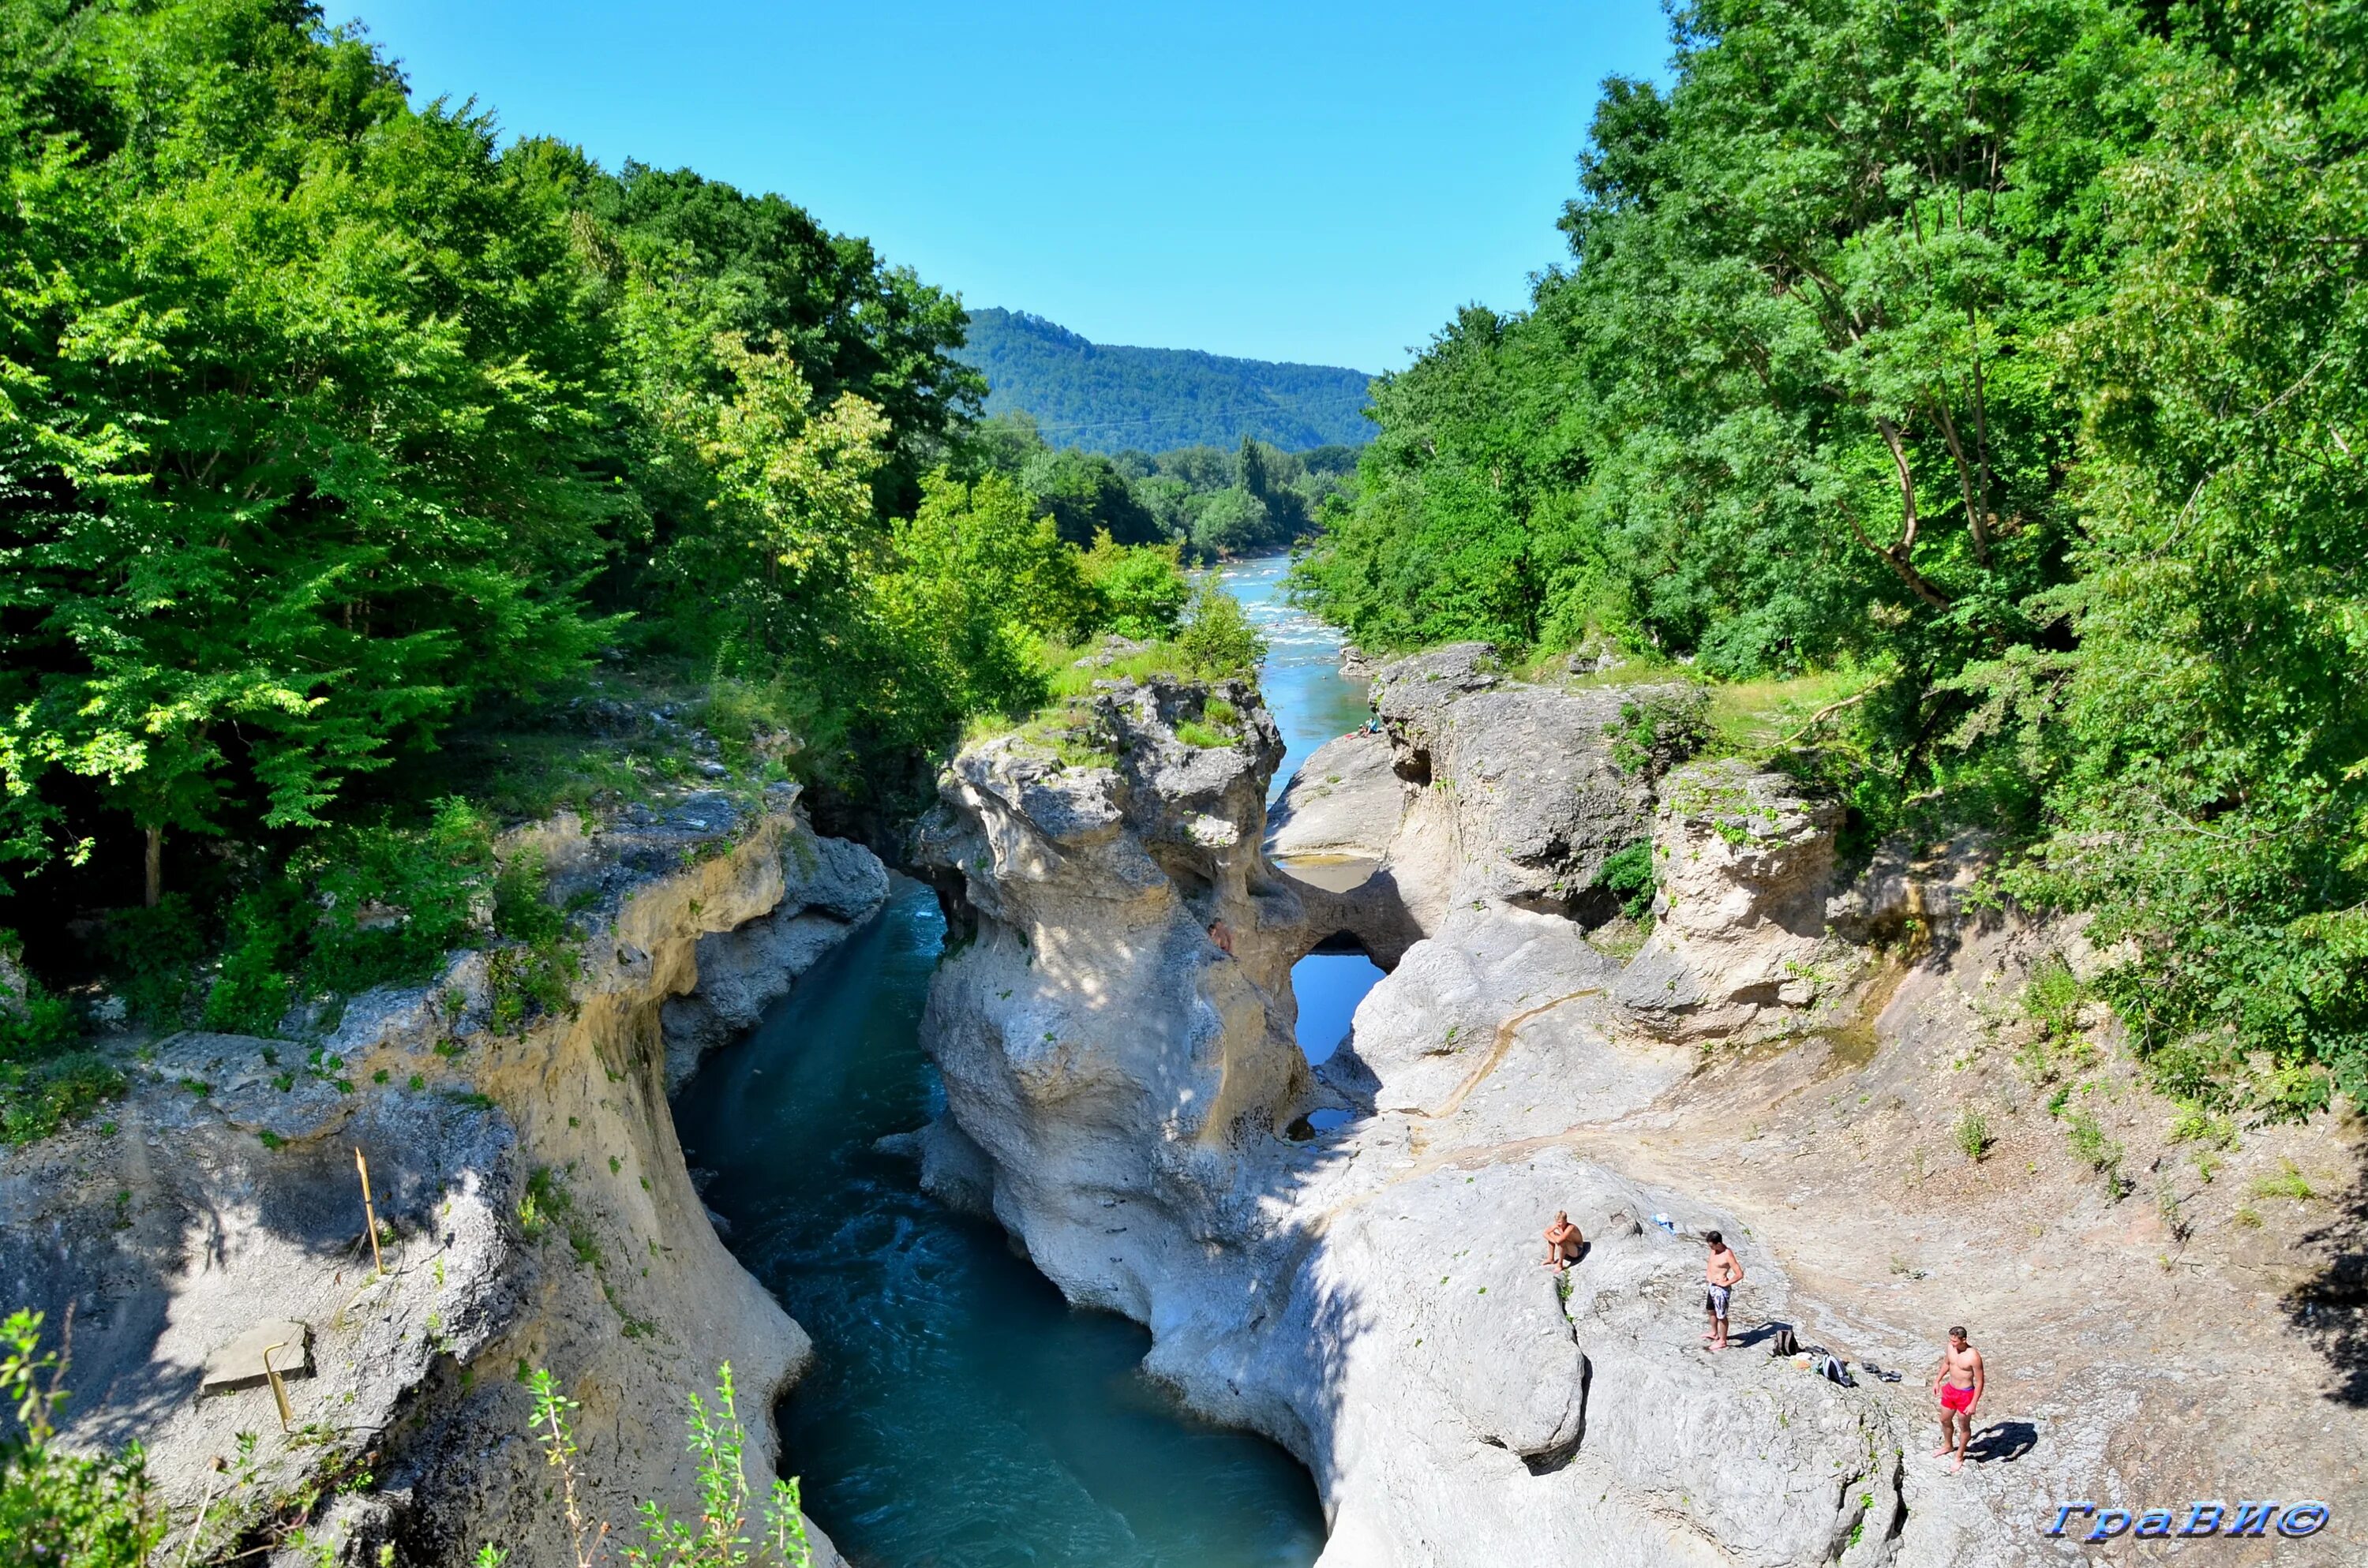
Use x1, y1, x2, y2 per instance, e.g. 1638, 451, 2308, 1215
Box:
200, 1319, 312, 1394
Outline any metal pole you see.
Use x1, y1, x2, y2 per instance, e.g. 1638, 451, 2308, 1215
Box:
261, 1342, 294, 1432
355, 1147, 384, 1276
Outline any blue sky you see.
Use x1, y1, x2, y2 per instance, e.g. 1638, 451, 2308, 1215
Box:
353, 2, 1673, 372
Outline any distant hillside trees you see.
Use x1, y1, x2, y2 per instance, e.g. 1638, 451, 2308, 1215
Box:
957, 308, 1376, 451
963, 415, 1353, 559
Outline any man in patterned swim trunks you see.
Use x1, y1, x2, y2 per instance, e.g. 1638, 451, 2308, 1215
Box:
1931, 1327, 1984, 1473
1701, 1230, 1743, 1350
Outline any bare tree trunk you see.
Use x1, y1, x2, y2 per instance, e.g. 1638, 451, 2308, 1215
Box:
144, 826, 162, 908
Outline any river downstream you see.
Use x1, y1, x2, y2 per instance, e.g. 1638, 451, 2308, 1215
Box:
672, 556, 1381, 1566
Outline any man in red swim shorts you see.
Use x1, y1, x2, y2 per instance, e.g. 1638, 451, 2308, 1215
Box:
1931, 1326, 1984, 1473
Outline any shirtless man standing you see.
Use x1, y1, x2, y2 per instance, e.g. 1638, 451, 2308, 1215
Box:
1702, 1230, 1743, 1350
1931, 1326, 1985, 1473
1540, 1211, 1583, 1271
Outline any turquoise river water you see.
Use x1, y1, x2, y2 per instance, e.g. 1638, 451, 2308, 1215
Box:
671, 558, 1383, 1567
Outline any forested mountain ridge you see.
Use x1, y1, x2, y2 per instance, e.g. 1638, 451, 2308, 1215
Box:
958, 307, 1375, 452
1294, 0, 2368, 1117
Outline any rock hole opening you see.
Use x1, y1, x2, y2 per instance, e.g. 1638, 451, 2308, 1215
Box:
1290, 932, 1384, 1068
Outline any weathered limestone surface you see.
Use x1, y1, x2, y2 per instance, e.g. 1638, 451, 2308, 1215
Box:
1367, 642, 1669, 916
1328, 900, 1688, 1121
1613, 758, 1849, 1041
2, 789, 864, 1568
915, 677, 1909, 1568
1265, 731, 1423, 965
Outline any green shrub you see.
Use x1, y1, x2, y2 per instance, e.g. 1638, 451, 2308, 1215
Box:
1954, 1108, 1992, 1162
301, 799, 498, 997
1607, 690, 1710, 779
2, 937, 122, 1146
2065, 1108, 2127, 1195
100, 896, 208, 1027
490, 1364, 811, 1568
2251, 1161, 2314, 1202
1175, 581, 1267, 679
1174, 720, 1233, 750
0, 1311, 164, 1566
1080, 533, 1191, 640
2021, 956, 2087, 1042
202, 887, 305, 1035
2168, 1106, 2235, 1150
493, 849, 568, 948
1592, 842, 1656, 922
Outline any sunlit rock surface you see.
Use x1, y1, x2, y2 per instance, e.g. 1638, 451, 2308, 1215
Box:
1613, 758, 1850, 1041
916, 676, 1909, 1568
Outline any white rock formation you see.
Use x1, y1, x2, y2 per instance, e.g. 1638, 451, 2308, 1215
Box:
1265, 730, 1422, 964
1613, 760, 1847, 1040
1366, 642, 1669, 916
916, 679, 1908, 1568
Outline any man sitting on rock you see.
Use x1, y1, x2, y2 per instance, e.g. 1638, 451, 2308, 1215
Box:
1539, 1211, 1583, 1271
1703, 1230, 1744, 1350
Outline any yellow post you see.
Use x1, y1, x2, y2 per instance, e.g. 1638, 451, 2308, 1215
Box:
261, 1342, 294, 1432
355, 1146, 384, 1276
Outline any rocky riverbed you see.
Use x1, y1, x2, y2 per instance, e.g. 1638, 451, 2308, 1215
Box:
912, 646, 2367, 1566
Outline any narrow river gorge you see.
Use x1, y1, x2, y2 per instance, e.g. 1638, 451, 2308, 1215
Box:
672, 557, 1373, 1568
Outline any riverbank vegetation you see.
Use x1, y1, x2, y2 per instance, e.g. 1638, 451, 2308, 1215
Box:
0, 0, 1216, 1096
1293, 0, 2366, 1116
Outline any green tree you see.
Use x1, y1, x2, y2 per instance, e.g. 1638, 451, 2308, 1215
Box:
1079, 531, 1190, 640
1017, 447, 1165, 546
1989, 0, 2368, 1110
1189, 487, 1272, 557
0, 0, 616, 896
1176, 579, 1267, 679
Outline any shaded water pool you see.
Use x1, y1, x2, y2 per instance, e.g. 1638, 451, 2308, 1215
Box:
673, 882, 1328, 1568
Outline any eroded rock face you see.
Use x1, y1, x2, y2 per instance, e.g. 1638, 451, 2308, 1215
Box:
2, 792, 864, 1568
1368, 642, 1675, 919
911, 677, 1312, 1315
659, 829, 888, 1089
1265, 731, 1422, 965
1613, 759, 1848, 1041
918, 682, 1908, 1568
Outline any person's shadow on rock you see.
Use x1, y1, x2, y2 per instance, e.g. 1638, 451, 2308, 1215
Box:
1965, 1420, 2036, 1464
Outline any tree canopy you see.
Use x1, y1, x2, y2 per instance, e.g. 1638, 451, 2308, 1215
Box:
1292, 0, 2368, 1114
0, 0, 1181, 964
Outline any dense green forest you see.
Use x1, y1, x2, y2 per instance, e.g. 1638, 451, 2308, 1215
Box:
0, 0, 1272, 1133
1294, 0, 2367, 1114
959, 307, 1375, 451
966, 411, 1357, 559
